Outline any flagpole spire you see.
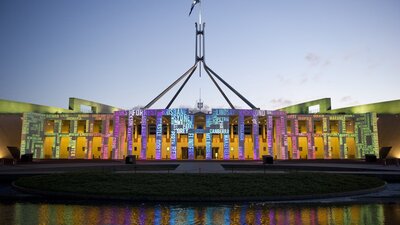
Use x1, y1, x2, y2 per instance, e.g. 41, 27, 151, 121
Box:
143, 0, 258, 109
199, 0, 202, 24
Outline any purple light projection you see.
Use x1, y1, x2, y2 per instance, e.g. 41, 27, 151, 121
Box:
127, 110, 134, 156
167, 108, 193, 159
279, 116, 287, 159
252, 113, 259, 160
112, 113, 120, 159
276, 116, 282, 159
223, 134, 230, 160
267, 115, 273, 156
102, 119, 109, 159
155, 111, 163, 160
140, 111, 148, 159
238, 111, 245, 160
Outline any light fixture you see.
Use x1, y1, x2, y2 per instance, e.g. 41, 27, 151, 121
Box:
167, 147, 170, 151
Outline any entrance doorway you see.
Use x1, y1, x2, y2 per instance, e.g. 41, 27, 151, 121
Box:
195, 146, 205, 159
181, 147, 188, 159
212, 147, 219, 159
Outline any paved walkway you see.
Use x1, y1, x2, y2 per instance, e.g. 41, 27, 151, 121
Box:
174, 162, 225, 173
1, 160, 400, 174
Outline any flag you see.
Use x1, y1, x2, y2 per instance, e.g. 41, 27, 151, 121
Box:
189, 0, 200, 16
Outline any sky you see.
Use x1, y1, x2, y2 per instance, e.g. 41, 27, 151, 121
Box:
0, 0, 399, 110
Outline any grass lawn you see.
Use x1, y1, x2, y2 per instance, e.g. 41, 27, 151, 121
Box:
14, 172, 385, 199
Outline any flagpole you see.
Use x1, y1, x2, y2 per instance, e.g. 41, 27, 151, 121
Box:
198, 1, 202, 77
199, 1, 202, 24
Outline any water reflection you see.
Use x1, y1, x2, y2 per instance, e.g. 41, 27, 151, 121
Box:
0, 202, 399, 225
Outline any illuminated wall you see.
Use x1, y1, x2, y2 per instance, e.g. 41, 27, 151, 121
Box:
21, 113, 114, 159
286, 113, 379, 159
20, 109, 379, 160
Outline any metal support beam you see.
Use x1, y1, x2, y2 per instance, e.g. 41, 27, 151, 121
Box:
144, 64, 197, 109
204, 66, 235, 109
204, 63, 259, 110
166, 64, 198, 109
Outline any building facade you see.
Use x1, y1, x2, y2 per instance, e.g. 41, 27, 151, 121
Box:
20, 108, 379, 160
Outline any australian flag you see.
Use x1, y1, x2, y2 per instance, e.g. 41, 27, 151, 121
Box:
189, 0, 200, 16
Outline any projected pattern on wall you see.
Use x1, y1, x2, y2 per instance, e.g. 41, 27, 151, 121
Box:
21, 109, 378, 160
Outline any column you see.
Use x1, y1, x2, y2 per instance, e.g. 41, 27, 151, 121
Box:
252, 114, 259, 160
86, 119, 94, 159
323, 117, 330, 159
267, 115, 273, 156
223, 134, 230, 160
205, 115, 212, 160
140, 112, 148, 159
188, 130, 195, 160
127, 110, 134, 156
54, 120, 62, 159
238, 112, 245, 160
323, 134, 329, 159
117, 117, 126, 159
86, 136, 93, 159
307, 118, 315, 159
339, 119, 346, 159
155, 111, 163, 160
280, 116, 288, 159
69, 120, 78, 159
102, 119, 110, 159
292, 119, 299, 159
170, 130, 177, 160
112, 114, 120, 159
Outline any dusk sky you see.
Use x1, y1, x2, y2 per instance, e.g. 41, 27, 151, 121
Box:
0, 0, 399, 110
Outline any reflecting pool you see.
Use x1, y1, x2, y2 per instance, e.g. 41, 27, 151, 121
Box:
0, 202, 399, 225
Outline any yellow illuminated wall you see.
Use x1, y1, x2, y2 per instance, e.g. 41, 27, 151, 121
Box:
20, 110, 379, 160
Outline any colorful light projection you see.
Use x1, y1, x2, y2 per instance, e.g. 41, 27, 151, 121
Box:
112, 110, 127, 159
155, 111, 163, 160
206, 109, 233, 160
238, 111, 245, 160
252, 113, 259, 160
267, 115, 273, 156
167, 109, 194, 159
20, 109, 379, 161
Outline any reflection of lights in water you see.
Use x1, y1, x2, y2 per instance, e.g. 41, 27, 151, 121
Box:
1, 202, 396, 225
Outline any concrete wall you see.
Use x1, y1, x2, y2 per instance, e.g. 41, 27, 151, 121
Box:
378, 114, 400, 158
0, 114, 22, 158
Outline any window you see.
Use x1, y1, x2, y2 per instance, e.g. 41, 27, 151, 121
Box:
233, 125, 238, 135
244, 125, 252, 135
45, 120, 54, 133
80, 105, 92, 113
94, 120, 102, 133
77, 120, 87, 133
308, 105, 320, 114
61, 120, 70, 133
162, 125, 168, 135
149, 125, 156, 135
